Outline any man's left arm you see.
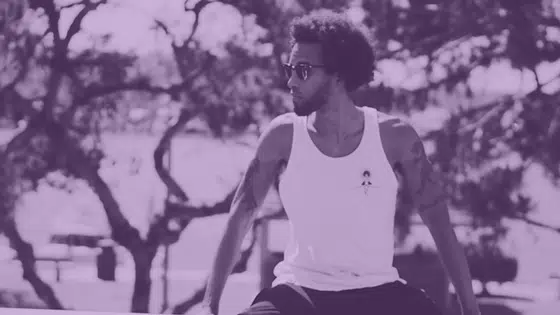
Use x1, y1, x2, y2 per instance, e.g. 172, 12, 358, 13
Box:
395, 121, 480, 315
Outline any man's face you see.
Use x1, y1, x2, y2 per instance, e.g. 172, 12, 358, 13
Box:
285, 43, 333, 116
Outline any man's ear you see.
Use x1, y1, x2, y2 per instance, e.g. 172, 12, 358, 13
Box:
335, 73, 343, 83
332, 74, 344, 88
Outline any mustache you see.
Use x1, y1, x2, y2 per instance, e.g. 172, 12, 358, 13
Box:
290, 91, 302, 98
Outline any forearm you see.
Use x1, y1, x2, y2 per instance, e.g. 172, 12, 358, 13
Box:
423, 209, 479, 313
200, 135, 281, 313
438, 227, 477, 310
396, 121, 480, 313
203, 211, 254, 313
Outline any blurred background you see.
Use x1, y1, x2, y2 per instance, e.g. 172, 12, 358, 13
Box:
0, 0, 559, 314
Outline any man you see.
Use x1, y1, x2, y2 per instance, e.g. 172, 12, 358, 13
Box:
198, 9, 481, 315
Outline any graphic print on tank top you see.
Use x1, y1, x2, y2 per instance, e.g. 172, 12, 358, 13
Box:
358, 169, 377, 195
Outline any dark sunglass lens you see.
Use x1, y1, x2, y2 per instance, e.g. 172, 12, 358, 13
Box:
283, 64, 292, 79
296, 65, 309, 80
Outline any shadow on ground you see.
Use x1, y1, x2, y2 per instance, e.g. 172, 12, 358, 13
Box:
0, 289, 47, 309
487, 294, 534, 302
449, 297, 524, 315
480, 303, 522, 315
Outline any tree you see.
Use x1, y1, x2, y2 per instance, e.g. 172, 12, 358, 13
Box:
1, 0, 559, 314
0, 0, 285, 312
165, 0, 560, 312
361, 0, 560, 232
218, 0, 560, 235
0, 0, 28, 35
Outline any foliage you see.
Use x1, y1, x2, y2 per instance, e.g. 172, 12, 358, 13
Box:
465, 236, 519, 284
0, 0, 559, 313
365, 0, 560, 235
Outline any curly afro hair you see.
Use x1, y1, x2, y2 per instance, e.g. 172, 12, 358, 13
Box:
289, 9, 375, 92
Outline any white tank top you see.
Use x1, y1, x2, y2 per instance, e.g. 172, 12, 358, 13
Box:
273, 107, 402, 291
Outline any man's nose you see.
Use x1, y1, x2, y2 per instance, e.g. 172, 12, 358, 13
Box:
286, 69, 299, 90
287, 71, 299, 91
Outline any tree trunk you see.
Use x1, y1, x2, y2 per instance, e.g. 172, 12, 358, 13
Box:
56, 129, 161, 313
130, 247, 158, 313
3, 218, 64, 310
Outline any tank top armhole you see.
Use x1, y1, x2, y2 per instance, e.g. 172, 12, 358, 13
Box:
364, 107, 399, 186
280, 114, 302, 181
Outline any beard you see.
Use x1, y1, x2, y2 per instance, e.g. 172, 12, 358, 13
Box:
293, 81, 330, 117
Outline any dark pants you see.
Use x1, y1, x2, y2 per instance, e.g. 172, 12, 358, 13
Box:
237, 281, 443, 315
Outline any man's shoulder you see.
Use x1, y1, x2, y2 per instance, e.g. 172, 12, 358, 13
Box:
377, 111, 419, 141
268, 112, 298, 129
256, 113, 297, 161
376, 111, 422, 163
263, 112, 297, 141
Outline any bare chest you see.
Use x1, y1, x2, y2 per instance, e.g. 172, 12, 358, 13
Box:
308, 128, 364, 158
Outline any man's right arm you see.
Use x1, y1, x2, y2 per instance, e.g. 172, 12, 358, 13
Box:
201, 115, 293, 314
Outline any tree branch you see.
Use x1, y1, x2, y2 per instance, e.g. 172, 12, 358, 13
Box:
75, 51, 215, 105
182, 0, 213, 46
3, 218, 65, 309
79, 164, 142, 248
46, 121, 143, 249
153, 108, 194, 202
153, 19, 175, 42
514, 215, 560, 234
0, 31, 48, 124
165, 188, 236, 220
71, 1, 216, 111
0, 38, 34, 94
60, 1, 87, 10
40, 0, 61, 44
62, 0, 107, 51
452, 70, 560, 137
166, 187, 286, 223
0, 121, 41, 159
186, 52, 216, 83
458, 102, 509, 136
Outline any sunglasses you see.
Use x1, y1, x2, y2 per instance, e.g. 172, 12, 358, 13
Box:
283, 63, 325, 81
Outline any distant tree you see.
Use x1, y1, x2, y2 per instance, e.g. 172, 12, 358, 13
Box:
0, 0, 285, 312
1, 1, 558, 314
214, 0, 560, 235
161, 0, 560, 312
464, 234, 518, 296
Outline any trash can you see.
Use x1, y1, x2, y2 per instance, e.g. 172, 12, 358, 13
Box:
96, 240, 116, 281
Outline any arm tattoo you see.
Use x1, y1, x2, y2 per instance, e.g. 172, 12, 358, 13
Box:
410, 140, 432, 196
407, 139, 447, 212
235, 157, 261, 212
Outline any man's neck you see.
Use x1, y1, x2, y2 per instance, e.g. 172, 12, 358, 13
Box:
311, 92, 362, 138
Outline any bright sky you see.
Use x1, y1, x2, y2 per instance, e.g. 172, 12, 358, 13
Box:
56, 0, 248, 56
28, 0, 559, 95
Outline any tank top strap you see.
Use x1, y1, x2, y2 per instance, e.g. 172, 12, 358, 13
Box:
359, 107, 379, 151
284, 114, 308, 171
